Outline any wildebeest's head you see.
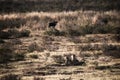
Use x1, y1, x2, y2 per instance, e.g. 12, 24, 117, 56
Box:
48, 21, 58, 28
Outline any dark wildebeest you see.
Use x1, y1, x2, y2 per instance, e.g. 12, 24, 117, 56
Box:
48, 21, 58, 28
65, 55, 73, 66
72, 54, 85, 65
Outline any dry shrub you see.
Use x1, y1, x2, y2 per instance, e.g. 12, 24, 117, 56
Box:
52, 55, 65, 64
0, 74, 21, 80
0, 48, 13, 63
104, 51, 120, 58
9, 39, 22, 44
30, 54, 39, 59
8, 29, 20, 38
20, 29, 30, 37
26, 16, 53, 31
80, 25, 94, 35
13, 53, 25, 61
0, 11, 119, 37
44, 28, 63, 36
80, 52, 92, 57
64, 29, 81, 36
95, 65, 111, 70
0, 47, 25, 63
92, 25, 114, 34
0, 31, 10, 39
45, 24, 115, 36
114, 34, 120, 42
42, 36, 54, 41
103, 44, 120, 58
7, 29, 30, 38
0, 18, 26, 29
112, 26, 120, 34
28, 42, 44, 52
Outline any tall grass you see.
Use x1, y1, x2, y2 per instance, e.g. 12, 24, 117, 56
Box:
0, 46, 25, 63
0, 74, 21, 80
0, 11, 119, 36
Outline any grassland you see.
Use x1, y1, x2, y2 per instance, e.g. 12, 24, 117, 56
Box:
0, 0, 120, 80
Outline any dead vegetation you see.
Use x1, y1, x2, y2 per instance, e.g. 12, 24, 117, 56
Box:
0, 2, 120, 79
0, 74, 21, 80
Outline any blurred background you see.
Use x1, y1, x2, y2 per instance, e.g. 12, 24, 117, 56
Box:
0, 0, 120, 13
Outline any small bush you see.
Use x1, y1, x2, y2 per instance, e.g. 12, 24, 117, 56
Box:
95, 65, 111, 70
44, 28, 82, 36
0, 48, 13, 63
8, 29, 20, 38
0, 31, 10, 39
65, 29, 81, 36
28, 42, 44, 52
0, 74, 21, 80
112, 26, 120, 34
45, 24, 117, 36
20, 29, 30, 37
93, 25, 114, 34
81, 25, 94, 35
103, 44, 120, 58
13, 53, 25, 61
44, 28, 61, 36
114, 34, 120, 42
80, 52, 92, 57
103, 44, 118, 51
7, 29, 30, 38
0, 47, 25, 63
30, 54, 39, 59
52, 55, 65, 64
79, 25, 115, 34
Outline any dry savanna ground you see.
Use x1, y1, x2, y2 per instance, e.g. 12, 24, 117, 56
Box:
0, 2, 120, 80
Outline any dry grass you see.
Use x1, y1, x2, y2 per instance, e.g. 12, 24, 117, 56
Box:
0, 10, 119, 36
0, 74, 21, 80
0, 6, 120, 80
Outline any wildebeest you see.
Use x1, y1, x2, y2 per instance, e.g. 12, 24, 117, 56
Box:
72, 54, 80, 65
65, 55, 73, 66
48, 21, 58, 28
65, 54, 85, 66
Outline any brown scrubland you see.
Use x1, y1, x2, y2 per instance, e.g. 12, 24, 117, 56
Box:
0, 0, 120, 80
